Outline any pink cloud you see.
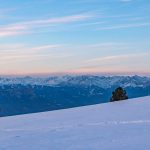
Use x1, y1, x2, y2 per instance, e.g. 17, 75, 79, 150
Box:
0, 14, 91, 37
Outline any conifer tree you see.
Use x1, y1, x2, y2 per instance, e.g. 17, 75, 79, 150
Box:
110, 87, 128, 102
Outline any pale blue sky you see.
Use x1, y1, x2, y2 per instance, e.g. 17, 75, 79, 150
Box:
0, 0, 150, 75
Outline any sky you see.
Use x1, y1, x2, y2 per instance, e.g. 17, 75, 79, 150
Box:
0, 0, 150, 75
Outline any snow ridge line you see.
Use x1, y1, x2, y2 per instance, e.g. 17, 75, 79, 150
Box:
1, 120, 150, 132
87, 120, 150, 126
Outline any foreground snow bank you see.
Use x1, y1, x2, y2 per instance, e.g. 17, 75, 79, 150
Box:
0, 96, 150, 150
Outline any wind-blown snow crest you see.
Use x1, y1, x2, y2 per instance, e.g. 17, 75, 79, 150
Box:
0, 96, 150, 150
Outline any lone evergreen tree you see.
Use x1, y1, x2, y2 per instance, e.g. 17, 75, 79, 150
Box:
110, 87, 128, 102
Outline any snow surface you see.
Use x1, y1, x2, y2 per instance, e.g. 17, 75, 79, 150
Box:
0, 96, 150, 150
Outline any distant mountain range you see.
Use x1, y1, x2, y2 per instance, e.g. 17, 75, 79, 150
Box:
0, 75, 150, 117
1, 75, 150, 88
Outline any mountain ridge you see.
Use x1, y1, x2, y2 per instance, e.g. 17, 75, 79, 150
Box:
0, 75, 150, 88
0, 75, 149, 117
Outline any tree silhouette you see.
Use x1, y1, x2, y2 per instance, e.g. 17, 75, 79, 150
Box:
110, 87, 128, 102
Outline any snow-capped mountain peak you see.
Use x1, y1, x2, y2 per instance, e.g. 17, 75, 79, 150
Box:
0, 75, 150, 88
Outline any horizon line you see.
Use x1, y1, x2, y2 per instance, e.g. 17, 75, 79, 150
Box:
0, 71, 150, 77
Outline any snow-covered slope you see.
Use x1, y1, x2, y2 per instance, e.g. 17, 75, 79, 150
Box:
0, 96, 150, 150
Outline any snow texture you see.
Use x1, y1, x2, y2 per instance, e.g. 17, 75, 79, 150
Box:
0, 96, 150, 150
